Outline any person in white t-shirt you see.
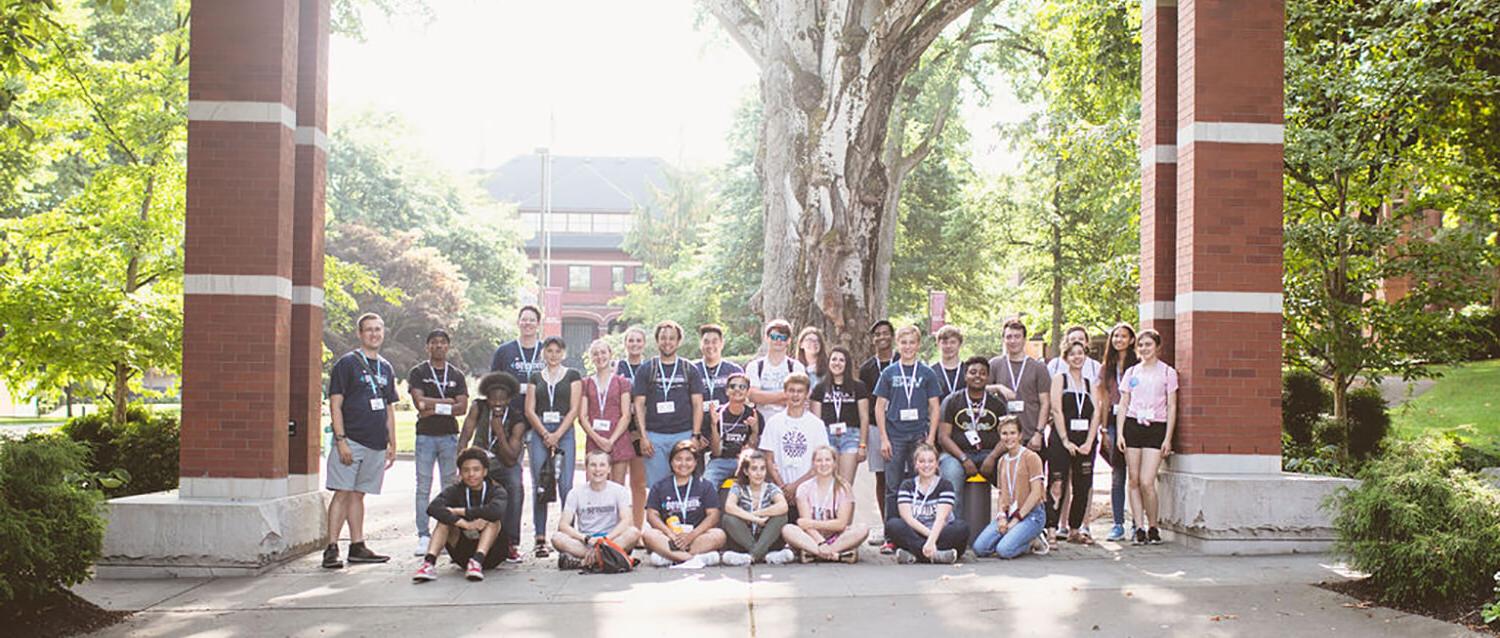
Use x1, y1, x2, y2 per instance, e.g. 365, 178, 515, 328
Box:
758, 372, 829, 518
551, 450, 640, 570
746, 319, 808, 420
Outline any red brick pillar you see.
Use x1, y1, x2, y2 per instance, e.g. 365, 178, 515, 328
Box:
1139, 0, 1177, 360
288, 0, 329, 494
180, 1, 300, 498
1172, 0, 1285, 472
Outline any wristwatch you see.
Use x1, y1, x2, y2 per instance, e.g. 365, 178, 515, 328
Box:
334, 434, 347, 441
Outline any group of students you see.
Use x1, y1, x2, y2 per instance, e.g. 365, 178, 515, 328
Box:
317, 305, 1180, 579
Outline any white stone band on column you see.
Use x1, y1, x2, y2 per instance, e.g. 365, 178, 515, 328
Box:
294, 126, 329, 151
291, 285, 324, 308
1168, 453, 1282, 475
1176, 291, 1282, 314
187, 100, 296, 130
180, 476, 291, 500
286, 473, 320, 495
1139, 300, 1176, 322
1178, 122, 1284, 146
1141, 144, 1177, 170
184, 274, 293, 300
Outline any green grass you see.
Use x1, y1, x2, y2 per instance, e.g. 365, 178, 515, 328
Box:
0, 415, 67, 429
1390, 359, 1500, 446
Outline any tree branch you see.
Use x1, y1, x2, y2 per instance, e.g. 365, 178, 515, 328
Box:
702, 0, 765, 68
894, 0, 981, 78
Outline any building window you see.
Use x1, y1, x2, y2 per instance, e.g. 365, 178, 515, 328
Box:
633, 267, 648, 283
611, 266, 625, 292
568, 265, 591, 291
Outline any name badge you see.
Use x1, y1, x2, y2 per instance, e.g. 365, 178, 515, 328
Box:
678, 523, 695, 533
1111, 403, 1120, 415
899, 408, 919, 421
1007, 400, 1025, 413
518, 384, 528, 395
592, 418, 612, 432
657, 401, 677, 414
829, 422, 847, 436
369, 398, 385, 411
543, 411, 561, 424
1069, 418, 1089, 432
964, 430, 982, 446
703, 400, 718, 413
434, 403, 453, 416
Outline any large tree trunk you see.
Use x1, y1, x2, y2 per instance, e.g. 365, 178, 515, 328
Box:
708, 0, 982, 357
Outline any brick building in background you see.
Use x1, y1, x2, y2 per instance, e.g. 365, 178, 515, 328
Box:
481, 155, 665, 367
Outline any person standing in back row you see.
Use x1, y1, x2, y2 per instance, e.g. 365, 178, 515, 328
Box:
490, 305, 547, 415
616, 326, 650, 527
986, 320, 1050, 453
747, 319, 806, 420
859, 319, 896, 548
696, 324, 744, 460
525, 336, 583, 558
931, 325, 966, 398
873, 325, 943, 522
633, 321, 707, 487
1044, 326, 1098, 543
407, 329, 470, 557
1117, 329, 1177, 546
323, 312, 398, 569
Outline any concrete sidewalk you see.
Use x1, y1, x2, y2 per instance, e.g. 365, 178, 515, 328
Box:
74, 460, 1480, 637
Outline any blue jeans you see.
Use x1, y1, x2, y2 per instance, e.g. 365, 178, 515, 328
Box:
702, 457, 739, 488
644, 430, 693, 488
882, 429, 924, 515
830, 430, 862, 454
1105, 423, 1127, 526
527, 427, 576, 539
491, 461, 524, 552
973, 505, 1046, 559
938, 451, 989, 519
414, 433, 459, 537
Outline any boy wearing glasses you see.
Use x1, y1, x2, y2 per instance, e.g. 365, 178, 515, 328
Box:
704, 372, 762, 486
746, 319, 807, 420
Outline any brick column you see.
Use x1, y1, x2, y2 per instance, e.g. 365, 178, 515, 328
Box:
1172, 0, 1285, 472
1139, 0, 1177, 360
180, 1, 300, 498
288, 0, 329, 494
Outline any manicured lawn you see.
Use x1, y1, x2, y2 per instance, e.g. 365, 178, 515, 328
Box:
1390, 359, 1500, 446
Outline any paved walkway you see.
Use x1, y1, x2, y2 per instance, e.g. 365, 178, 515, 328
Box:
75, 461, 1480, 637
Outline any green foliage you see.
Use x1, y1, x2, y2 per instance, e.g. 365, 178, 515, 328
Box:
1283, 369, 1330, 447
1331, 434, 1500, 608
58, 405, 177, 497
0, 433, 107, 607
1484, 571, 1499, 625
1346, 386, 1390, 461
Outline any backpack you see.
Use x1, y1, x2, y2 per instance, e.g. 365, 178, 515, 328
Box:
535, 448, 561, 504
580, 537, 635, 574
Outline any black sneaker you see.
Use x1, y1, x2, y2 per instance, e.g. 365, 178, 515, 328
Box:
346, 543, 390, 564
321, 545, 343, 569
558, 553, 582, 571
1148, 527, 1163, 545
1132, 528, 1147, 546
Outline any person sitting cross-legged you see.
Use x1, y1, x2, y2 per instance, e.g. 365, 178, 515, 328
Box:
413, 447, 506, 582
641, 439, 728, 569
552, 450, 642, 570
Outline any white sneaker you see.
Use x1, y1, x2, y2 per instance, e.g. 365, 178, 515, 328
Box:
765, 548, 796, 565
867, 531, 884, 546
932, 549, 958, 564
721, 551, 752, 567
670, 555, 707, 570
414, 536, 430, 557
1030, 536, 1051, 555
649, 553, 674, 568
695, 551, 721, 567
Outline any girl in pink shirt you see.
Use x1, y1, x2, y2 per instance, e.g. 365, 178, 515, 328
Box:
1115, 329, 1177, 546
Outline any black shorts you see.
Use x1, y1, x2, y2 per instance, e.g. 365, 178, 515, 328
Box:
1123, 417, 1167, 449
447, 525, 505, 569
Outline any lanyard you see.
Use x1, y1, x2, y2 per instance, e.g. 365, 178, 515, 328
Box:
657, 358, 680, 398
465, 482, 487, 509
427, 361, 449, 399
519, 342, 540, 369
594, 372, 613, 416
815, 478, 837, 519
488, 406, 509, 449
830, 383, 846, 422
359, 352, 383, 395
913, 475, 937, 516
700, 360, 722, 397
672, 478, 692, 520
1002, 450, 1022, 510
542, 366, 563, 410
899, 363, 918, 409
965, 391, 986, 428
942, 365, 961, 395
621, 359, 640, 384
1006, 357, 1027, 393
717, 404, 743, 438
1069, 372, 1088, 416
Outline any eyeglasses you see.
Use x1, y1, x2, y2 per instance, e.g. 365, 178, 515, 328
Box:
727, 383, 750, 390
768, 332, 790, 341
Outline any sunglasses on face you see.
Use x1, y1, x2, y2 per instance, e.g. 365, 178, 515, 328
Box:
768, 332, 790, 341
727, 383, 750, 390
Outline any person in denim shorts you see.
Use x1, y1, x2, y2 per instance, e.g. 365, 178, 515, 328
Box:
809, 347, 869, 487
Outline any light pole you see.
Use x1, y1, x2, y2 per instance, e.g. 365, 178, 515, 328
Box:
536, 146, 552, 288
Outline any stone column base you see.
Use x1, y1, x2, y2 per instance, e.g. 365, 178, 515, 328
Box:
98, 488, 328, 578
1158, 469, 1357, 555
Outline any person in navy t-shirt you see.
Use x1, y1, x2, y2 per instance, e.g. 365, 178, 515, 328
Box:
872, 325, 944, 516
323, 312, 400, 569
489, 305, 546, 415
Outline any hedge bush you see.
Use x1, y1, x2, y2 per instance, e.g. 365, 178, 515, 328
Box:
0, 434, 107, 608
1283, 369, 1329, 447
59, 407, 179, 497
1332, 434, 1500, 607
1346, 385, 1390, 461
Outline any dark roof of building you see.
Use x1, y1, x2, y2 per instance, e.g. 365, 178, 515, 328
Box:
481, 155, 669, 214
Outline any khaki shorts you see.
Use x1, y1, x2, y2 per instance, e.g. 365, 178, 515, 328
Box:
326, 439, 388, 494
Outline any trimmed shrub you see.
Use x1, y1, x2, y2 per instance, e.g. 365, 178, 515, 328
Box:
0, 434, 107, 607
1346, 386, 1390, 461
1282, 369, 1329, 447
1331, 434, 1500, 607
59, 407, 179, 497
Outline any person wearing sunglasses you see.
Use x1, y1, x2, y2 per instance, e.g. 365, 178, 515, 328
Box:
746, 319, 807, 421
704, 372, 762, 487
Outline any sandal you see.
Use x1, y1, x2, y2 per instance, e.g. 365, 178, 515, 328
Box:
534, 541, 550, 558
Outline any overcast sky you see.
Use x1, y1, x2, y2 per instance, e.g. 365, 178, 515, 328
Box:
330, 0, 1027, 175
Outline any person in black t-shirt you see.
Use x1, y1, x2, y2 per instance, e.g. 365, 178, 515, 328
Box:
704, 372, 760, 487
809, 346, 870, 486
524, 336, 584, 558
937, 356, 1007, 519
858, 318, 896, 548
459, 371, 528, 563
412, 447, 506, 583
407, 329, 470, 556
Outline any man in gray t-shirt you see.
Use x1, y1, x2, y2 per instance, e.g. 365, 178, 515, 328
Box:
986, 320, 1052, 451
551, 451, 641, 567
